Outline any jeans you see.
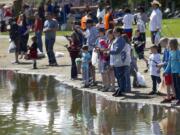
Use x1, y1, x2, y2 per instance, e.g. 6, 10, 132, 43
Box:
71, 57, 78, 79
45, 38, 57, 64
151, 75, 161, 92
82, 66, 89, 85
35, 31, 43, 52
114, 66, 131, 92
172, 73, 180, 100
151, 31, 157, 44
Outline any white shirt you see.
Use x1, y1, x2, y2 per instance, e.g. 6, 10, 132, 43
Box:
137, 19, 146, 33
149, 53, 161, 76
96, 8, 105, 22
149, 8, 162, 31
122, 13, 134, 29
96, 23, 104, 29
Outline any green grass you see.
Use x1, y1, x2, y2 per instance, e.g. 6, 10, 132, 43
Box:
1, 19, 180, 37
145, 18, 180, 37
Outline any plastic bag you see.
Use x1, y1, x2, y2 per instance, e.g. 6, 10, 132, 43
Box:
158, 78, 167, 94
91, 48, 98, 66
8, 41, 16, 53
137, 72, 146, 87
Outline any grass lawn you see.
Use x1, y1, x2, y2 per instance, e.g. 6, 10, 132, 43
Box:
1, 19, 180, 38
144, 18, 180, 38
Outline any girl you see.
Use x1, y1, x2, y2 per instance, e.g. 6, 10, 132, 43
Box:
106, 29, 115, 92
164, 39, 180, 105
17, 13, 30, 59
157, 38, 175, 103
95, 28, 109, 91
27, 36, 38, 69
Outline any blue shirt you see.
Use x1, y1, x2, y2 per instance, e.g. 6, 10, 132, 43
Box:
85, 26, 98, 51
44, 19, 58, 39
81, 52, 91, 69
164, 50, 180, 74
162, 48, 170, 70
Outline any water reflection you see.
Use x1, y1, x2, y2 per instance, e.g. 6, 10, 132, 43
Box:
0, 70, 180, 135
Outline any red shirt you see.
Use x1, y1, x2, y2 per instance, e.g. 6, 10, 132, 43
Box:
34, 18, 43, 32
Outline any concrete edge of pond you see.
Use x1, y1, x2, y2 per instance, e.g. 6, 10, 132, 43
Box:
1, 67, 180, 109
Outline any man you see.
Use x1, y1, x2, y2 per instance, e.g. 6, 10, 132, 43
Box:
96, 1, 105, 23
44, 12, 58, 66
149, 0, 162, 44
85, 19, 99, 85
104, 6, 114, 30
34, 12, 43, 52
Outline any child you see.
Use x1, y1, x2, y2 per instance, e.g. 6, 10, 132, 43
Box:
81, 45, 91, 88
123, 34, 139, 88
95, 28, 109, 91
106, 29, 115, 92
132, 29, 148, 70
137, 17, 146, 47
148, 45, 161, 95
157, 38, 175, 103
27, 36, 38, 69
164, 39, 180, 105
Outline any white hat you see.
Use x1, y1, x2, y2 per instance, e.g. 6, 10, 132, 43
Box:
151, 0, 161, 7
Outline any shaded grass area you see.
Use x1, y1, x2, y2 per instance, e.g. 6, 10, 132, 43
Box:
0, 19, 180, 37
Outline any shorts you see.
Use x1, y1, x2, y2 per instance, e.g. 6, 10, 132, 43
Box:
164, 74, 172, 85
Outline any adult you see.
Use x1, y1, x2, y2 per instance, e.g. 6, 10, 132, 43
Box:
0, 4, 5, 32
17, 13, 29, 59
122, 8, 134, 40
149, 0, 162, 44
137, 6, 149, 27
137, 6, 149, 43
109, 27, 131, 96
104, 6, 114, 30
66, 25, 81, 79
38, 2, 45, 22
9, 18, 20, 64
96, 1, 105, 23
34, 12, 43, 52
43, 12, 58, 66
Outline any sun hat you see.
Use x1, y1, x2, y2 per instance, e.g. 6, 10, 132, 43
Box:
151, 0, 162, 7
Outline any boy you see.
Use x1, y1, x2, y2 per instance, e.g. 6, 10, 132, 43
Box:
148, 45, 161, 95
81, 45, 91, 88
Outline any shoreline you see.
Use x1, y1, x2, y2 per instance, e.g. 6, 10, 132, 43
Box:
0, 35, 179, 109
1, 67, 179, 109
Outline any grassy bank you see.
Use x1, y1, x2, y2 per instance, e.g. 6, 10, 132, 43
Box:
1, 19, 180, 37
146, 18, 180, 37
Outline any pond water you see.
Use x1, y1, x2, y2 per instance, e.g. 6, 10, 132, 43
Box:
0, 70, 180, 135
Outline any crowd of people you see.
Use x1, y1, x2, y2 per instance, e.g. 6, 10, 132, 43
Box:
4, 0, 180, 105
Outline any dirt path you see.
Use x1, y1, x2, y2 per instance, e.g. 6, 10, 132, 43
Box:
0, 35, 177, 108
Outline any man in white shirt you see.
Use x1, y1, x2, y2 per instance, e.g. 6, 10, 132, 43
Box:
122, 8, 134, 40
149, 0, 162, 44
96, 2, 105, 23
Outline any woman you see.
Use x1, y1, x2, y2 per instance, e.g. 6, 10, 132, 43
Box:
17, 13, 30, 59
66, 26, 81, 79
9, 18, 20, 64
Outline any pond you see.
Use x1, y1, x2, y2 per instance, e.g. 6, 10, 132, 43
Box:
0, 70, 180, 135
